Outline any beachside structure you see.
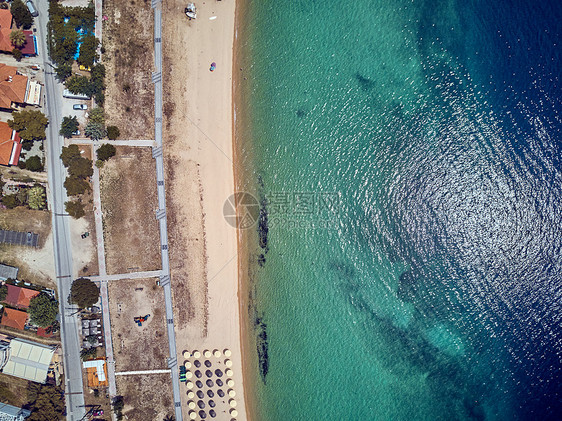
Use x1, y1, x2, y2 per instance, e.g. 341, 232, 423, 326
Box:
0, 308, 28, 330
0, 338, 56, 383
0, 402, 31, 421
0, 121, 21, 166
82, 358, 108, 387
4, 285, 39, 309
0, 264, 18, 281
0, 9, 36, 56
0, 64, 42, 111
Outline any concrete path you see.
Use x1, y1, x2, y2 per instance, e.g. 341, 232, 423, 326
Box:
91, 145, 107, 277
90, 270, 163, 282
70, 139, 156, 147
99, 280, 117, 396
95, 0, 102, 57
151, 1, 184, 420
115, 369, 171, 376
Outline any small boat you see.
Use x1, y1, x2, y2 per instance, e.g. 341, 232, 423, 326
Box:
210, 62, 216, 72
185, 3, 197, 20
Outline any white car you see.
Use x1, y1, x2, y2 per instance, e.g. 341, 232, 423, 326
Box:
73, 104, 88, 110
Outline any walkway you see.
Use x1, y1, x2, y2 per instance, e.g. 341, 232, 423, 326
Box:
115, 369, 171, 376
90, 270, 163, 282
151, 1, 184, 420
69, 139, 156, 147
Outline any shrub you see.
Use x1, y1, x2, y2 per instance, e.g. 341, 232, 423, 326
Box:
25, 156, 43, 172
85, 122, 106, 141
1, 194, 18, 209
10, 29, 26, 47
88, 107, 105, 125
97, 143, 116, 161
65, 200, 85, 219
11, 48, 22, 61
106, 126, 120, 140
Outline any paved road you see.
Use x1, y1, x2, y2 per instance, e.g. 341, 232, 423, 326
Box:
70, 139, 156, 147
151, 1, 183, 420
36, 1, 86, 419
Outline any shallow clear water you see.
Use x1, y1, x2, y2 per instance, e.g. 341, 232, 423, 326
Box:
236, 1, 562, 419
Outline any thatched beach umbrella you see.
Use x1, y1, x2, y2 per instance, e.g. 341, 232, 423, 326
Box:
224, 349, 232, 357
213, 349, 221, 358
224, 359, 233, 368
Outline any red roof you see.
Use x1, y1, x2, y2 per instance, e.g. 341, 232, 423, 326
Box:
21, 31, 36, 56
0, 9, 12, 31
0, 63, 28, 110
37, 326, 53, 338
5, 285, 40, 308
0, 121, 21, 166
1, 308, 28, 330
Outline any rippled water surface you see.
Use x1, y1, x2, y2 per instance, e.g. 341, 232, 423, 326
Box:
236, 1, 562, 419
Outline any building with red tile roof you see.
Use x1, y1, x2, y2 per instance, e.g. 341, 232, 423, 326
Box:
0, 64, 28, 111
5, 285, 40, 309
0, 9, 12, 31
0, 308, 28, 330
0, 121, 21, 166
0, 9, 36, 56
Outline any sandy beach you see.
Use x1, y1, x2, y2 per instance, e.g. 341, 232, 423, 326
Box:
162, 1, 247, 419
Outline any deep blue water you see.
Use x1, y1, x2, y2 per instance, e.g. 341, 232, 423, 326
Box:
237, 1, 562, 419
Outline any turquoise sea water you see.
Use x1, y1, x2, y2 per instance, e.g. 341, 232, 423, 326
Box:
236, 1, 562, 419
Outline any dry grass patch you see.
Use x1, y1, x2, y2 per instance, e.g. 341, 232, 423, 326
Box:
108, 278, 168, 371
99, 147, 160, 274
103, 0, 154, 139
116, 374, 173, 421
0, 373, 30, 407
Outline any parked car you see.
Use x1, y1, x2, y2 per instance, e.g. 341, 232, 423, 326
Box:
72, 130, 81, 136
26, 0, 38, 17
73, 104, 88, 110
92, 410, 104, 416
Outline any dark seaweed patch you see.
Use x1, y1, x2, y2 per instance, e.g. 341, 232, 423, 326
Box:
355, 72, 375, 91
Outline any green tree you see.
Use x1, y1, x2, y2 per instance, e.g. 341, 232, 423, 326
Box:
25, 156, 43, 172
27, 185, 46, 209
26, 384, 65, 421
10, 0, 33, 30
88, 107, 105, 125
60, 116, 79, 138
113, 396, 124, 421
106, 125, 120, 140
10, 29, 26, 47
80, 347, 96, 360
85, 122, 106, 141
77, 34, 99, 68
1, 194, 19, 209
60, 144, 81, 167
65, 200, 85, 219
97, 143, 116, 161
68, 157, 93, 179
8, 110, 49, 141
65, 75, 91, 96
69, 278, 99, 309
11, 48, 22, 61
55, 63, 72, 82
28, 293, 59, 327
63, 177, 89, 196
0, 285, 7, 302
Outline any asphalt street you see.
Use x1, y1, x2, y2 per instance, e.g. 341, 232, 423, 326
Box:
35, 1, 86, 419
